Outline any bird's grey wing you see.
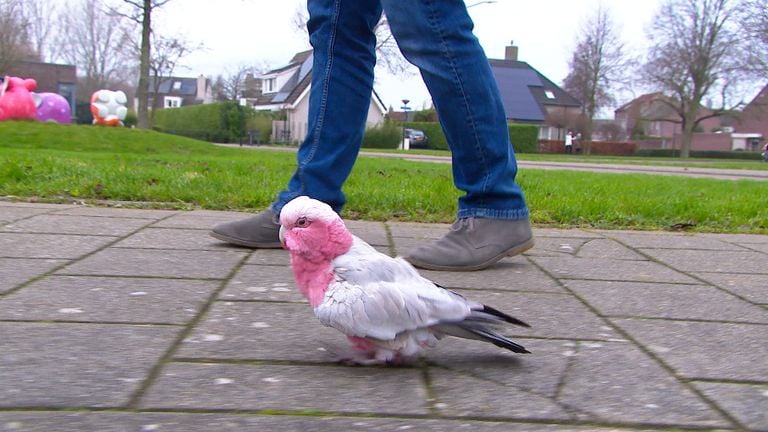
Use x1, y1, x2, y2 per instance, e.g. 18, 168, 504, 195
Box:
316, 263, 472, 340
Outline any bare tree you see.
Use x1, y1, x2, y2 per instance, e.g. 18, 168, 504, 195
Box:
212, 64, 256, 101
741, 0, 768, 78
292, 8, 410, 76
0, 0, 36, 73
21, 0, 59, 62
562, 5, 633, 143
642, 0, 747, 157
137, 34, 199, 120
113, 0, 173, 128
57, 0, 135, 97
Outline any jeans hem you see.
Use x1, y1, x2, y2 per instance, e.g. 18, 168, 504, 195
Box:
457, 207, 529, 220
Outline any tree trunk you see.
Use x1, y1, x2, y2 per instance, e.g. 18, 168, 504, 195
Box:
680, 121, 695, 158
136, 0, 152, 129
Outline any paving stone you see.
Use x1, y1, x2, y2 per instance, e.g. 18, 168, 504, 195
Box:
114, 228, 234, 250
152, 210, 253, 229
425, 338, 573, 402
245, 248, 291, 266
530, 256, 698, 284
602, 231, 746, 250
0, 412, 659, 432
526, 237, 593, 257
58, 248, 245, 279
1, 214, 151, 236
0, 258, 66, 294
387, 221, 450, 239
344, 220, 389, 246
451, 290, 621, 341
219, 265, 305, 302
743, 242, 768, 254
0, 202, 75, 209
614, 318, 768, 382
565, 280, 768, 323
534, 228, 604, 239
140, 363, 429, 415
0, 233, 116, 259
694, 272, 768, 304
640, 249, 767, 274
0, 207, 55, 225
699, 233, 768, 244
176, 302, 338, 361
0, 276, 218, 324
428, 366, 571, 420
51, 206, 178, 219
692, 382, 768, 431
420, 258, 565, 293
0, 322, 180, 408
574, 239, 647, 260
557, 342, 728, 427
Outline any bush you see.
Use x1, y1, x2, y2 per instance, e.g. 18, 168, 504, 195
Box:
152, 102, 249, 143
634, 149, 763, 160
508, 124, 538, 153
404, 121, 447, 150
362, 121, 402, 149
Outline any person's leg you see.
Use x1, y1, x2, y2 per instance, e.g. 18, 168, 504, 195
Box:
382, 0, 533, 270
211, 0, 381, 247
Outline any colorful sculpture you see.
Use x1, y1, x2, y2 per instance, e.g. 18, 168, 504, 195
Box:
90, 89, 127, 126
0, 76, 38, 121
33, 92, 72, 124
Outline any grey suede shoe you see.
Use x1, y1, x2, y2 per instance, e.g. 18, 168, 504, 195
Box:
405, 217, 534, 271
210, 209, 282, 248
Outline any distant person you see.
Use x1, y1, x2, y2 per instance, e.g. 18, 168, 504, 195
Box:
564, 131, 573, 154
762, 142, 768, 162
210, 0, 534, 272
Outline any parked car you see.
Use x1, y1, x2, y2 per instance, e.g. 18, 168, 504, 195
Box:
404, 128, 428, 148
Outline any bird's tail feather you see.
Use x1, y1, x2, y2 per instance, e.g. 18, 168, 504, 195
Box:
477, 305, 531, 328
435, 322, 530, 354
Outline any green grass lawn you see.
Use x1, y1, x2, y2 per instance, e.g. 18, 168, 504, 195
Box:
2, 121, 767, 233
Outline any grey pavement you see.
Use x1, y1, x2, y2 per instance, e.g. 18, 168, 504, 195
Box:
1, 201, 767, 431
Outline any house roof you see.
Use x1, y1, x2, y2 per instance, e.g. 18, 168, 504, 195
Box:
148, 76, 199, 96
250, 50, 386, 114
489, 59, 581, 123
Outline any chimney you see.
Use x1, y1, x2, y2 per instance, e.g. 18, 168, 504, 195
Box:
505, 40, 519, 61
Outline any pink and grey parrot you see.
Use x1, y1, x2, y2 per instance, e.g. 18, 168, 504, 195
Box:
279, 196, 530, 364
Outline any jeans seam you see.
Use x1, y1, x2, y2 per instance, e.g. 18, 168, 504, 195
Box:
296, 0, 342, 198
425, 0, 491, 202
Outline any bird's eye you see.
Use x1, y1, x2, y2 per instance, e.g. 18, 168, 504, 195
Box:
296, 217, 310, 228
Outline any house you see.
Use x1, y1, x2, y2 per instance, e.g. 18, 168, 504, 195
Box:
488, 42, 582, 140
10, 61, 77, 118
614, 93, 728, 150
147, 75, 214, 110
733, 84, 768, 151
242, 50, 387, 144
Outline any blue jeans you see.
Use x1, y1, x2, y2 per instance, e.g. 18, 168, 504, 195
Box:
274, 0, 529, 220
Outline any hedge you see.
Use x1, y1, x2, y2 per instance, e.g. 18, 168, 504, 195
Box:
403, 121, 538, 153
152, 102, 250, 143
634, 148, 764, 160
362, 121, 402, 149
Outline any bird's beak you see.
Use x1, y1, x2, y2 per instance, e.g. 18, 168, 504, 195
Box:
278, 225, 286, 249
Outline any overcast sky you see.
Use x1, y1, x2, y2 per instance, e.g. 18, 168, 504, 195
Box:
158, 0, 665, 115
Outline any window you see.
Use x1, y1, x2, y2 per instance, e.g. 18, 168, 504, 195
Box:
164, 96, 182, 108
263, 78, 277, 93
544, 90, 556, 99
173, 81, 182, 91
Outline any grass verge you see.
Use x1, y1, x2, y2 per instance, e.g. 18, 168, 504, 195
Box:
1, 122, 767, 233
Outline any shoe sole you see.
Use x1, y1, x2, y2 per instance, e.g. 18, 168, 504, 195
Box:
407, 238, 535, 272
209, 231, 283, 249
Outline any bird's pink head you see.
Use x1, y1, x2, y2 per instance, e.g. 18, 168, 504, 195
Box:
279, 196, 353, 263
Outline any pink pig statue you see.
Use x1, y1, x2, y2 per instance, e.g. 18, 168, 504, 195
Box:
0, 76, 38, 121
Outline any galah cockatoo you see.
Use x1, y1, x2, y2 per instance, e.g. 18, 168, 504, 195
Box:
278, 196, 531, 364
